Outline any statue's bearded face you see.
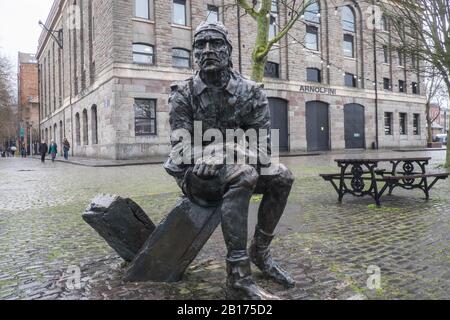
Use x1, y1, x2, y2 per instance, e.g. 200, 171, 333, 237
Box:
194, 30, 230, 73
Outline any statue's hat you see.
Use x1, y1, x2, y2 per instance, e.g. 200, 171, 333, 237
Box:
194, 21, 232, 47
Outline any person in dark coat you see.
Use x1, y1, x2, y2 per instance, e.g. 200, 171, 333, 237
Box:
40, 141, 48, 163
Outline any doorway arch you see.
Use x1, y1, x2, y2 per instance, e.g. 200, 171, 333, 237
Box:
306, 101, 330, 151
268, 97, 289, 152
344, 103, 365, 149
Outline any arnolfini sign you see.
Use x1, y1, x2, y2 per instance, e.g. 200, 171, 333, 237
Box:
299, 85, 337, 95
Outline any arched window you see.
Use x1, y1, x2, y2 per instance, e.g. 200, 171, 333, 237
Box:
342, 6, 355, 32
82, 109, 89, 145
54, 123, 57, 144
304, 0, 320, 23
45, 128, 48, 143
75, 113, 81, 146
49, 126, 52, 142
172, 48, 191, 68
91, 105, 98, 145
133, 43, 154, 65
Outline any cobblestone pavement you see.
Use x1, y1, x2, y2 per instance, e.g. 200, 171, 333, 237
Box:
0, 150, 449, 300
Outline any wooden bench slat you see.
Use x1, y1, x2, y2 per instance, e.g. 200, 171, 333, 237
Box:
382, 173, 449, 181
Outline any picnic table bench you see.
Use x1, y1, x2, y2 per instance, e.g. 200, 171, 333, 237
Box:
320, 157, 449, 206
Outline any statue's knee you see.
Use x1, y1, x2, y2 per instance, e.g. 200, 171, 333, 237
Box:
233, 165, 259, 189
277, 164, 295, 187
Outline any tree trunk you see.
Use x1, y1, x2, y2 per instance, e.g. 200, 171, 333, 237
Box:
251, 13, 269, 82
446, 90, 450, 168
426, 102, 433, 144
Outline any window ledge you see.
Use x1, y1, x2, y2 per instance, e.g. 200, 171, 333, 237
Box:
132, 18, 155, 24
343, 56, 356, 61
133, 62, 155, 67
172, 24, 192, 30
304, 48, 321, 54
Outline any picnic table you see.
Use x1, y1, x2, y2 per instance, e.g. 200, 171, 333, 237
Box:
320, 157, 449, 206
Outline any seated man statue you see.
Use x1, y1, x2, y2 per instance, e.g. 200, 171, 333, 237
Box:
164, 21, 295, 300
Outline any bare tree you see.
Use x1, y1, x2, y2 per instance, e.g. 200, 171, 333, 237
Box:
425, 67, 448, 144
0, 54, 17, 148
371, 0, 450, 166
236, 0, 314, 82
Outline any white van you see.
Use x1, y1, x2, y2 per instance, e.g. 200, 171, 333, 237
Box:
435, 134, 448, 145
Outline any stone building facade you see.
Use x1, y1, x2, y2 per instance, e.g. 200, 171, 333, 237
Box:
17, 52, 39, 154
37, 0, 427, 159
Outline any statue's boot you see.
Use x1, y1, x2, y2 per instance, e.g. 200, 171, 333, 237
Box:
225, 253, 280, 300
249, 227, 295, 288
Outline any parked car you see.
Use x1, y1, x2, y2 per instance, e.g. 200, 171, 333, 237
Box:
435, 134, 448, 145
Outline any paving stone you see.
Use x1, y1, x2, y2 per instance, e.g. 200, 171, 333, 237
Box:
0, 150, 449, 300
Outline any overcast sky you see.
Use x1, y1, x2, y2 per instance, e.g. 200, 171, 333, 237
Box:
0, 0, 54, 68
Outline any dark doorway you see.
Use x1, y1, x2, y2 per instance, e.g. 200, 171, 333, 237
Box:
344, 104, 365, 149
306, 101, 330, 151
268, 98, 289, 152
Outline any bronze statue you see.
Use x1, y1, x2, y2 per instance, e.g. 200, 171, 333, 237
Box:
164, 21, 295, 300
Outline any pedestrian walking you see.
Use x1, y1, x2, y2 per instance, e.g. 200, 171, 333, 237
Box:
40, 141, 48, 163
63, 138, 70, 160
10, 146, 17, 157
49, 140, 58, 163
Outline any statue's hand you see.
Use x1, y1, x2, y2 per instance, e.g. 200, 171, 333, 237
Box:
193, 157, 222, 178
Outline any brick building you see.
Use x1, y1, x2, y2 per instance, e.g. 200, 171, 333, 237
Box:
429, 103, 449, 138
37, 0, 427, 160
17, 52, 39, 154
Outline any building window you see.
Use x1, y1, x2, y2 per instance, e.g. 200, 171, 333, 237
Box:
91, 105, 98, 145
134, 0, 150, 20
398, 50, 404, 66
399, 80, 406, 93
411, 54, 417, 70
384, 112, 393, 135
307, 68, 321, 83
412, 82, 419, 94
413, 114, 420, 135
271, 0, 278, 13
383, 78, 391, 90
305, 25, 319, 51
173, 0, 187, 26
82, 109, 89, 145
399, 113, 407, 135
269, 15, 277, 39
381, 15, 388, 31
134, 99, 157, 136
304, 1, 320, 23
264, 62, 279, 78
345, 73, 357, 88
342, 6, 355, 32
133, 43, 155, 65
383, 45, 389, 63
172, 48, 191, 68
75, 113, 81, 146
343, 34, 354, 58
207, 5, 219, 23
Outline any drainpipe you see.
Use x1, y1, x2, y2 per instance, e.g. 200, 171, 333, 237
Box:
237, 6, 242, 74
372, 0, 379, 149
69, 27, 74, 157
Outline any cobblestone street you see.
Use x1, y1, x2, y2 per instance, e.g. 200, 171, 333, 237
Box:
0, 150, 449, 300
